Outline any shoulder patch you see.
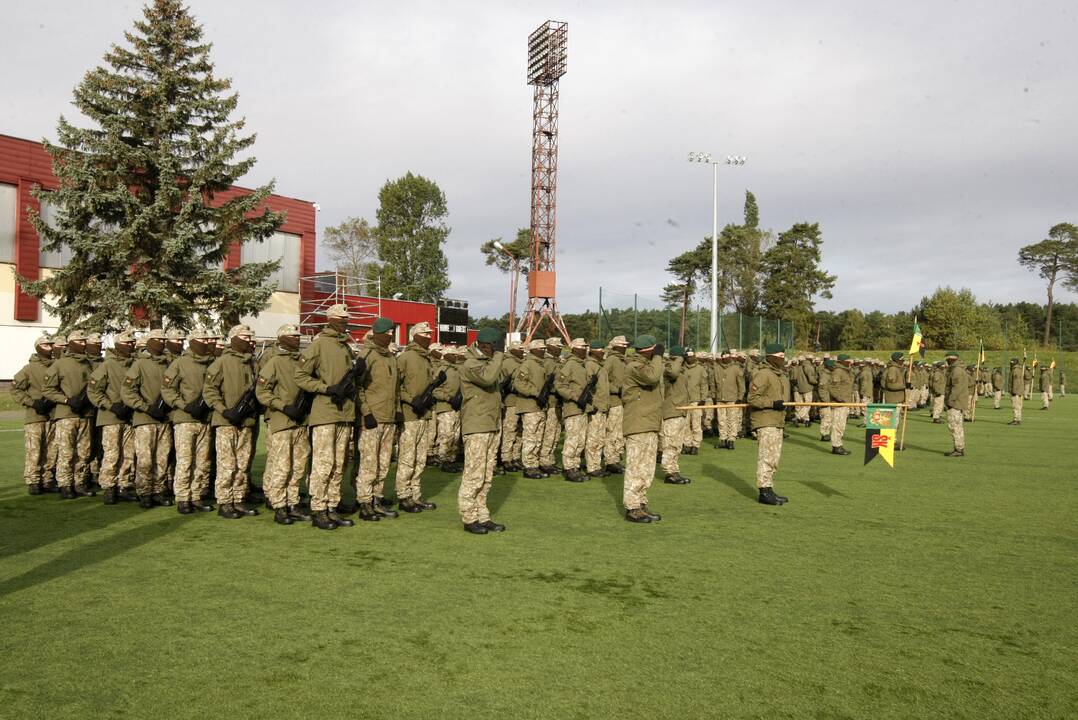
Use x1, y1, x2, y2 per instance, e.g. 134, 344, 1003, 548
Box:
124, 377, 134, 385
298, 356, 307, 365
89, 379, 97, 386
749, 383, 758, 392
258, 376, 268, 385
163, 376, 173, 386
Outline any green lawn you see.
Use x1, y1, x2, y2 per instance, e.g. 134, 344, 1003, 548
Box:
0, 395, 1075, 719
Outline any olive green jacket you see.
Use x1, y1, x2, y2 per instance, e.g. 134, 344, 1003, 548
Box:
255, 346, 306, 433
829, 364, 854, 403
121, 352, 171, 426
355, 336, 399, 425
543, 353, 562, 408
858, 367, 874, 397
683, 361, 708, 403
512, 353, 546, 414
12, 354, 53, 423
398, 342, 435, 422
1009, 365, 1023, 396
585, 357, 610, 413
662, 357, 688, 420
716, 361, 745, 403
816, 366, 832, 402
203, 348, 257, 429
991, 369, 1004, 389
162, 351, 214, 424
748, 363, 791, 430
944, 363, 971, 410
295, 326, 357, 426
460, 346, 504, 435
87, 350, 133, 426
621, 354, 664, 436
500, 354, 522, 414
793, 362, 814, 394
433, 359, 462, 414
1040, 367, 1052, 390
930, 366, 947, 395
42, 352, 94, 421
604, 352, 627, 407
881, 360, 907, 403
555, 354, 588, 419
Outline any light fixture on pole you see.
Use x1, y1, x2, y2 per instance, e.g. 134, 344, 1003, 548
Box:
687, 151, 746, 353
493, 240, 521, 337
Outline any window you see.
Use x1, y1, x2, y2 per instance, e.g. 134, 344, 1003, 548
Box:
241, 231, 300, 292
0, 183, 15, 263
38, 197, 74, 269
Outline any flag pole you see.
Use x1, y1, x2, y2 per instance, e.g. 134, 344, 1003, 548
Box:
898, 316, 917, 451
971, 339, 982, 422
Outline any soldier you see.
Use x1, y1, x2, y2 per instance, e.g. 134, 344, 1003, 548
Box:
294, 304, 361, 530
621, 335, 664, 523
1039, 363, 1052, 410
681, 349, 706, 454
87, 329, 136, 504
943, 351, 969, 456
584, 342, 610, 478
929, 361, 946, 423
202, 324, 259, 519
828, 354, 854, 455
963, 365, 976, 421
515, 339, 549, 479
748, 343, 791, 506
355, 317, 400, 521
43, 334, 69, 491
121, 329, 173, 507
1007, 358, 1024, 425
156, 328, 212, 513
817, 356, 833, 442
539, 336, 564, 474
432, 345, 464, 472
660, 346, 691, 485
1023, 363, 1034, 400
13, 335, 55, 495
42, 329, 96, 499
715, 349, 744, 449
396, 321, 442, 513
254, 324, 312, 525
792, 354, 815, 427
603, 336, 629, 474
857, 361, 874, 423
990, 366, 1004, 409
499, 341, 524, 472
1060, 368, 1066, 397
84, 332, 105, 488
554, 338, 590, 482
882, 351, 908, 433
458, 327, 506, 534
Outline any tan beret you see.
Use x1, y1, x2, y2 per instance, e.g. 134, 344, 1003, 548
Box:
228, 324, 254, 339
144, 328, 167, 340
608, 335, 629, 347
409, 321, 432, 339
34, 334, 53, 348
67, 330, 88, 342
166, 328, 187, 341
326, 304, 349, 319
51, 334, 68, 346
277, 324, 300, 337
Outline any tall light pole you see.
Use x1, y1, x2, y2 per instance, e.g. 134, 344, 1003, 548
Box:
688, 152, 745, 353
494, 241, 521, 337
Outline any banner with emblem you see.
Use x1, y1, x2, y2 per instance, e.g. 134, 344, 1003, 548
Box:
864, 403, 899, 467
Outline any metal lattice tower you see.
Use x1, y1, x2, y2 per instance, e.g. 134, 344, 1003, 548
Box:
517, 20, 570, 343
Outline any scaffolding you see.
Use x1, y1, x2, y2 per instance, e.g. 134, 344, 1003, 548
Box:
298, 272, 382, 339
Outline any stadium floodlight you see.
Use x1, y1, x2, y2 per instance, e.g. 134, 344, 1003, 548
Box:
493, 241, 505, 251
527, 20, 568, 86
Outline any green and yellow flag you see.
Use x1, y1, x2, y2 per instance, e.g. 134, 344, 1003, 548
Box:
978, 340, 985, 365
909, 320, 924, 357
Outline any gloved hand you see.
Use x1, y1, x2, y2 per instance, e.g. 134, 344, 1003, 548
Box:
222, 407, 244, 426
283, 404, 305, 423
327, 382, 350, 404
772, 400, 786, 411
653, 344, 665, 358
148, 405, 169, 422
32, 398, 52, 416
184, 399, 204, 417
697, 400, 707, 407
435, 370, 447, 383
394, 411, 405, 424
111, 401, 129, 417
363, 413, 377, 430
410, 398, 426, 415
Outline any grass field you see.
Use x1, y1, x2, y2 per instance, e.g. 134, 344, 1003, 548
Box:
0, 394, 1075, 719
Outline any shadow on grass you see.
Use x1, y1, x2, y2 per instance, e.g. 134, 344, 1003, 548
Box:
0, 517, 181, 598
488, 475, 518, 515
702, 463, 757, 501
0, 497, 135, 561
783, 433, 836, 455
601, 474, 625, 516
798, 480, 850, 498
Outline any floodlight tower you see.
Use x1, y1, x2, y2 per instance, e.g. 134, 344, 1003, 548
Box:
517, 20, 570, 343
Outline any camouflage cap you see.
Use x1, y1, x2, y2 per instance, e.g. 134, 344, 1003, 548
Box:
608, 335, 629, 348
409, 321, 432, 338
529, 339, 546, 351
569, 337, 588, 350
227, 324, 254, 339
186, 329, 210, 341
143, 328, 166, 340
34, 334, 53, 348
277, 324, 300, 337
443, 344, 461, 356
166, 328, 187, 341
429, 342, 443, 353
51, 334, 68, 346
545, 336, 563, 347
372, 317, 394, 334
326, 304, 349, 319
86, 332, 103, 344
67, 330, 88, 342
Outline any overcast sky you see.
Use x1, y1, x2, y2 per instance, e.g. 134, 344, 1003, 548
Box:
4, 0, 1077, 318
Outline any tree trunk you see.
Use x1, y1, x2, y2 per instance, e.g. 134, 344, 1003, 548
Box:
678, 289, 688, 346
1044, 277, 1055, 348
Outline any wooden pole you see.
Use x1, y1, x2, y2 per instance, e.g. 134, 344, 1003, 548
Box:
971, 340, 982, 422
898, 353, 914, 450
678, 401, 905, 411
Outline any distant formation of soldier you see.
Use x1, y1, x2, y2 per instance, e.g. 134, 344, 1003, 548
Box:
11, 309, 1063, 529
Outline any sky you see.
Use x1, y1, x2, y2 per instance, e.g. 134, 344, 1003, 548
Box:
3, 0, 1077, 319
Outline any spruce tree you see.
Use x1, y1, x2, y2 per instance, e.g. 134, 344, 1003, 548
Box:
18, 0, 283, 331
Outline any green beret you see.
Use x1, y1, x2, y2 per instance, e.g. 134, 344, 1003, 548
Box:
838, 353, 850, 361
823, 358, 836, 368
669, 345, 684, 357
945, 350, 959, 359
589, 340, 604, 349
764, 342, 784, 355
372, 317, 394, 334
476, 327, 500, 344
632, 334, 657, 350
891, 351, 904, 361
1010, 357, 1020, 363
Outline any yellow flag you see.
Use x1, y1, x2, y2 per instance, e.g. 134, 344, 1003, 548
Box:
908, 321, 923, 356
1051, 359, 1056, 369
878, 429, 896, 467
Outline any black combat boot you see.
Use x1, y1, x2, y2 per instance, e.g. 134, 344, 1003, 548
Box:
831, 446, 851, 456
398, 499, 423, 513
274, 507, 294, 525
335, 501, 358, 515
28, 483, 43, 496
327, 511, 354, 527
624, 507, 652, 523
523, 468, 545, 479
233, 503, 258, 516
138, 494, 154, 509
415, 498, 437, 510
944, 448, 965, 457
819, 434, 831, 442
588, 468, 610, 478
373, 499, 398, 518
191, 499, 215, 512
100, 487, 116, 504
312, 511, 338, 530
563, 468, 586, 483
357, 502, 381, 521
177, 501, 194, 515
151, 492, 172, 506
605, 463, 624, 474
288, 505, 311, 521
482, 520, 506, 532
758, 487, 785, 506
640, 504, 662, 521
217, 503, 242, 519
463, 521, 489, 534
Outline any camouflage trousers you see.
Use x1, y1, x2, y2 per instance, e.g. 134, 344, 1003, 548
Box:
660, 416, 686, 474
45, 420, 57, 483
309, 423, 350, 512
396, 419, 430, 502
623, 431, 657, 510
435, 410, 461, 463
703, 398, 716, 430
561, 414, 588, 471
585, 411, 607, 473
932, 395, 944, 420
172, 422, 210, 502
1011, 394, 1023, 422
134, 423, 172, 497
831, 407, 849, 448
54, 417, 93, 491
23, 421, 48, 485
685, 407, 703, 449
755, 426, 784, 489
964, 395, 973, 421
793, 391, 812, 422
1041, 391, 1050, 409
459, 430, 499, 523
423, 416, 437, 463
851, 391, 862, 417
264, 426, 310, 510
213, 425, 252, 505
540, 405, 561, 466
520, 411, 545, 469
500, 408, 521, 464
357, 422, 394, 503
993, 390, 1002, 409
604, 405, 624, 464
99, 423, 134, 490
947, 408, 965, 450
819, 407, 833, 438
718, 407, 739, 442
1025, 381, 1033, 400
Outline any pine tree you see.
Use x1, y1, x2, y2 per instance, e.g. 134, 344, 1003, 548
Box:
18, 0, 284, 331
760, 222, 836, 339
374, 172, 451, 303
